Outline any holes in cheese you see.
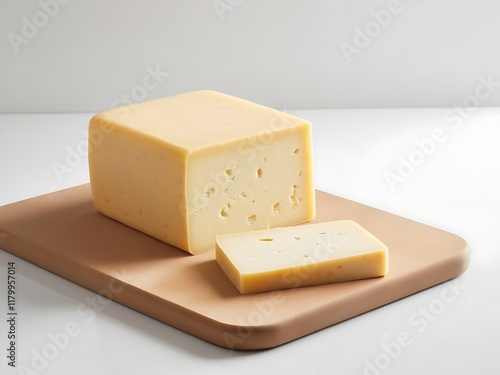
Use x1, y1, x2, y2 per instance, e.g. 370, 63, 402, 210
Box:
290, 184, 299, 209
247, 215, 257, 225
88, 90, 315, 254
220, 203, 232, 218
205, 187, 215, 197
215, 220, 388, 294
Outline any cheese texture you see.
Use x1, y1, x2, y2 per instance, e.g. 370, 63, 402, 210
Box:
215, 220, 388, 294
88, 90, 315, 254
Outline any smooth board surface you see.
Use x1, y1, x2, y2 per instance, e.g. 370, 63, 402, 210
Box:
0, 184, 470, 350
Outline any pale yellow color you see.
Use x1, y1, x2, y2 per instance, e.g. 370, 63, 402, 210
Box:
215, 220, 388, 294
88, 90, 315, 254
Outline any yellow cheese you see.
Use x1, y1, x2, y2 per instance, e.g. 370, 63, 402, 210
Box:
215, 220, 388, 294
88, 90, 315, 254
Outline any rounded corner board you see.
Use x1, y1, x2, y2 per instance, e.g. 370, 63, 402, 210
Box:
0, 184, 470, 350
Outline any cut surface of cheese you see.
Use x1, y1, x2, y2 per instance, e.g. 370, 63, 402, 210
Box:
215, 220, 388, 294
88, 90, 315, 254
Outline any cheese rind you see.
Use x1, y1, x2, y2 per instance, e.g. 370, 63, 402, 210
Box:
215, 220, 388, 294
88, 90, 315, 254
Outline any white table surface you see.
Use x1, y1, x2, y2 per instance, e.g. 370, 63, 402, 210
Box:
1, 108, 499, 374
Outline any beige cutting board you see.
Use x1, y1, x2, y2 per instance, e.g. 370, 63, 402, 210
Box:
0, 184, 469, 350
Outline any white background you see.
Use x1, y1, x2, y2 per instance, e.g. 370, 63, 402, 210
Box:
1, 0, 500, 112
1, 1, 500, 374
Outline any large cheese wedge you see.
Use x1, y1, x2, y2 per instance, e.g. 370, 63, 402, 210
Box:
215, 220, 388, 294
88, 90, 315, 254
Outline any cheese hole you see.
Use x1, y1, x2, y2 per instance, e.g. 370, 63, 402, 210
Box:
294, 236, 301, 241
241, 191, 247, 198
273, 202, 280, 215
319, 232, 326, 235
298, 170, 302, 176
220, 202, 232, 218
247, 215, 257, 225
256, 168, 262, 178
293, 148, 299, 155
290, 185, 299, 209
259, 238, 273, 242
205, 187, 215, 197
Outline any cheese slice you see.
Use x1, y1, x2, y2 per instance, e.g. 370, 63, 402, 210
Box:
88, 90, 315, 254
215, 220, 388, 294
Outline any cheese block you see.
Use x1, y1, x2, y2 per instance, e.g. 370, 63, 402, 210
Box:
88, 90, 315, 254
215, 220, 388, 294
